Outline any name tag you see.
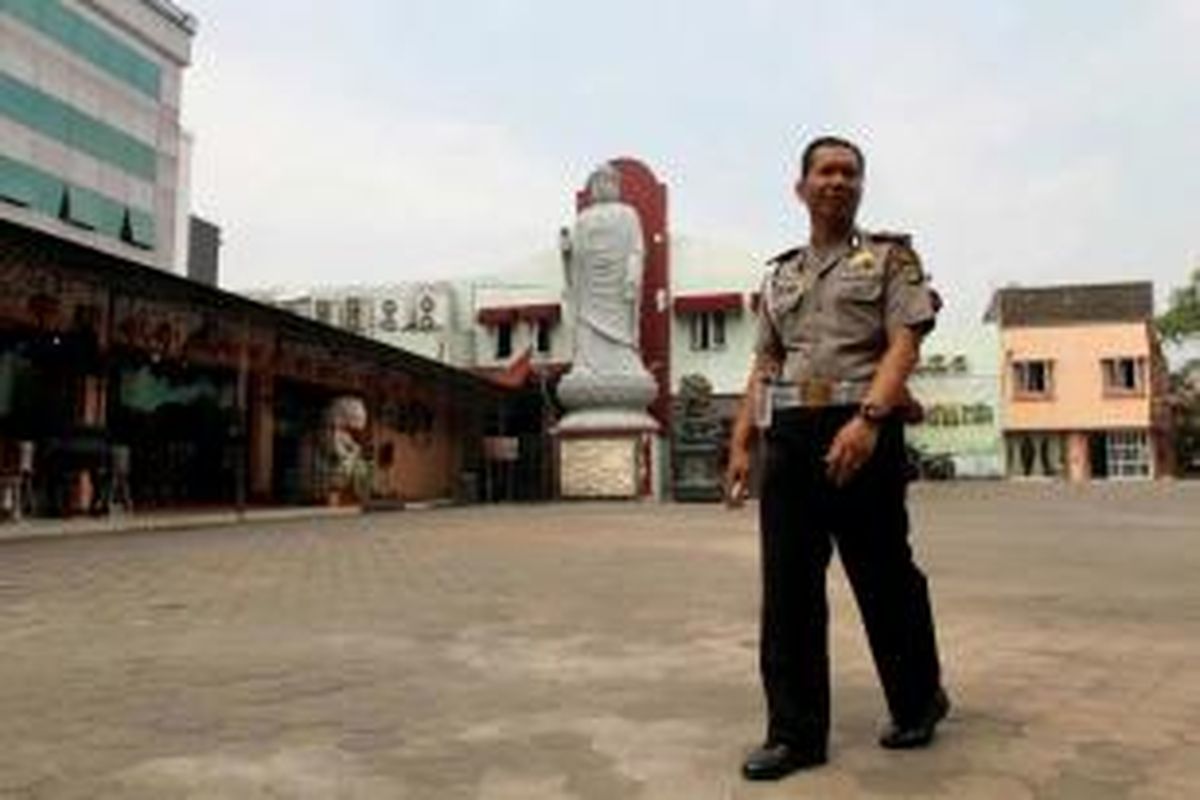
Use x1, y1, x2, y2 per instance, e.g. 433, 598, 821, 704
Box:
755, 380, 807, 427
755, 379, 781, 428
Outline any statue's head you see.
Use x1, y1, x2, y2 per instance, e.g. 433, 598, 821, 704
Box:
587, 163, 622, 203
326, 396, 368, 432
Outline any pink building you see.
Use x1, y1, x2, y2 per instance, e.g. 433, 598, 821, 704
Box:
988, 283, 1173, 480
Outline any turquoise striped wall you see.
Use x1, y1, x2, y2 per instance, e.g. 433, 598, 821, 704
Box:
0, 71, 158, 180
0, 0, 161, 98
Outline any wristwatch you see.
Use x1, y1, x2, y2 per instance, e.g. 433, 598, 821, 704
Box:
858, 402, 889, 426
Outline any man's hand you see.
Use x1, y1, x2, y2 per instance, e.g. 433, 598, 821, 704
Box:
725, 442, 751, 507
824, 416, 879, 487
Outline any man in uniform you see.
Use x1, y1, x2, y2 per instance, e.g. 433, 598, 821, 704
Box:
726, 136, 949, 781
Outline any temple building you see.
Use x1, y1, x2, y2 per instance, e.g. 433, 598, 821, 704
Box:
0, 216, 505, 517
247, 159, 769, 499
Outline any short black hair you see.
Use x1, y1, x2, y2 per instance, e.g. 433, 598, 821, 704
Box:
800, 136, 865, 178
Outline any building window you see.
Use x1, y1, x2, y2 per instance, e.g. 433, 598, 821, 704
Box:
1102, 357, 1145, 396
1013, 360, 1053, 398
535, 320, 553, 354
689, 311, 726, 351
495, 322, 513, 360
963, 403, 995, 426
125, 208, 156, 249
315, 300, 333, 324
1008, 433, 1064, 477
1107, 431, 1150, 478
925, 403, 995, 427
0, 73, 157, 180
343, 297, 364, 332
923, 354, 948, 374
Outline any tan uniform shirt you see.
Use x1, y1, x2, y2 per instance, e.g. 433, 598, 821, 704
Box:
755, 231, 937, 386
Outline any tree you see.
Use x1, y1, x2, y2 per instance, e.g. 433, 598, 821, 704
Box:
1157, 269, 1200, 474
1169, 360, 1200, 474
1157, 268, 1200, 342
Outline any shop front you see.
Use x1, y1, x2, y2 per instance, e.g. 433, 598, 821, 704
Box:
0, 219, 502, 520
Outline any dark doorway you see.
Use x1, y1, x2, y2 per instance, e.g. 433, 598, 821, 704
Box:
273, 379, 337, 505
484, 383, 554, 502
1089, 433, 1109, 479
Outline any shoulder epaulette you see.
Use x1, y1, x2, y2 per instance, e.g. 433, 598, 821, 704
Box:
765, 246, 802, 266
865, 230, 913, 247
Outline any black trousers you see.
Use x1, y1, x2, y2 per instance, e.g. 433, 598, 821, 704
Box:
758, 406, 942, 749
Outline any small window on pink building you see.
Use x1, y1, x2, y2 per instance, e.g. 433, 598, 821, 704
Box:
1101, 357, 1146, 396
1013, 360, 1054, 399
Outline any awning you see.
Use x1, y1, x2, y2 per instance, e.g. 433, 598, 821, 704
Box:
476, 303, 562, 325
672, 293, 744, 314
477, 308, 516, 326
516, 303, 562, 323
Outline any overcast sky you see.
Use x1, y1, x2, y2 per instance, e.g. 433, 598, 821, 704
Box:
183, 1, 1199, 327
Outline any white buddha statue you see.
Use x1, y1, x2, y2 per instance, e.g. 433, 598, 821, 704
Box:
557, 164, 657, 417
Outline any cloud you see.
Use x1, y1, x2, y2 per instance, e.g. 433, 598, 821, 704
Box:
186, 56, 572, 290
181, 0, 1199, 319
794, 0, 1197, 324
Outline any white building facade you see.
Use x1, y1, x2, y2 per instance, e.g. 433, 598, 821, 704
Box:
906, 325, 1005, 478
250, 235, 766, 411
0, 0, 196, 272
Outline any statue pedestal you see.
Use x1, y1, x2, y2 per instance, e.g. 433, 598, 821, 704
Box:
553, 365, 660, 499
559, 436, 641, 498
554, 409, 658, 499
672, 441, 723, 502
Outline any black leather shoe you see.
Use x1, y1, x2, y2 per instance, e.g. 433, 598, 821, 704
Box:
741, 742, 827, 781
879, 688, 951, 750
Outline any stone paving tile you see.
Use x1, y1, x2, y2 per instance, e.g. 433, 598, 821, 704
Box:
1, 483, 1199, 798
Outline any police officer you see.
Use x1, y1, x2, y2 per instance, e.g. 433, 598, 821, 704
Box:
727, 136, 949, 781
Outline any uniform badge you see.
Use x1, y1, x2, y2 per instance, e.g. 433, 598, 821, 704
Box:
891, 246, 925, 284
769, 274, 801, 309
848, 248, 877, 272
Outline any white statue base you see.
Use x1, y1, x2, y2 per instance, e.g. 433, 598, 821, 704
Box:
553, 399, 659, 499
558, 433, 652, 499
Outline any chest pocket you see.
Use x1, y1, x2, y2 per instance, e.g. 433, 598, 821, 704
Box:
835, 274, 883, 304
832, 273, 885, 338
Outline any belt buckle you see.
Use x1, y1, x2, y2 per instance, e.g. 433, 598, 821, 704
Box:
800, 379, 833, 407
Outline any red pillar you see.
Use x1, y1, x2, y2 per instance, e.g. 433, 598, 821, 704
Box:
248, 373, 275, 503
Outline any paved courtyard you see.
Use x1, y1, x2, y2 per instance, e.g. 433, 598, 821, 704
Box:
1, 482, 1199, 799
